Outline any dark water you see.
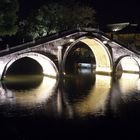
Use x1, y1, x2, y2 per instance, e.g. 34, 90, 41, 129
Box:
0, 69, 140, 139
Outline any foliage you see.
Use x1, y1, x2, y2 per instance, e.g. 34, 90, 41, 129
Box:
0, 0, 19, 36
20, 2, 96, 39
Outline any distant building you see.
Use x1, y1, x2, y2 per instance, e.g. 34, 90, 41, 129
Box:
104, 23, 140, 51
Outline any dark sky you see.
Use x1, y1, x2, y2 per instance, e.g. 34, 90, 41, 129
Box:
93, 0, 139, 25
19, 0, 140, 27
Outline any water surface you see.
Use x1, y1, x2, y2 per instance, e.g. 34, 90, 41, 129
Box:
0, 71, 140, 139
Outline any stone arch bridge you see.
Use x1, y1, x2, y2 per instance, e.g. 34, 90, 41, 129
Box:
0, 28, 140, 80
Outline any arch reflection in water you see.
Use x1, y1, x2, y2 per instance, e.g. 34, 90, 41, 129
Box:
64, 73, 112, 117
110, 73, 140, 117
113, 73, 140, 104
1, 75, 57, 106
74, 74, 112, 117
119, 73, 140, 94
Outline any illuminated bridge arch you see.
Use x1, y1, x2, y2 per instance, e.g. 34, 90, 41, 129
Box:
2, 52, 58, 78
116, 56, 140, 73
63, 37, 113, 74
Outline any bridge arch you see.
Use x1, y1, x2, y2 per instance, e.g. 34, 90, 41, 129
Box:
63, 37, 113, 74
2, 52, 58, 79
116, 56, 140, 74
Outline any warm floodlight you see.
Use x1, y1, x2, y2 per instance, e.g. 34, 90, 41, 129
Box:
69, 39, 75, 43
107, 22, 130, 32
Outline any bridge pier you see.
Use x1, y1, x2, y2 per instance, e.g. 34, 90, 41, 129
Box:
57, 46, 63, 77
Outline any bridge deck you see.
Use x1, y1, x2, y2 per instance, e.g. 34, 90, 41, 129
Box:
0, 28, 108, 56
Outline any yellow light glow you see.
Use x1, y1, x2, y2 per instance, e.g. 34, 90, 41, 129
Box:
117, 57, 140, 73
119, 73, 139, 94
8, 76, 57, 105
4, 52, 58, 78
95, 67, 112, 74
28, 54, 58, 77
74, 74, 112, 117
69, 39, 75, 42
81, 38, 112, 74
137, 79, 140, 91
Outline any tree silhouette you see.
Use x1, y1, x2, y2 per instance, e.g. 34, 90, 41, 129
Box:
20, 2, 96, 39
0, 0, 19, 36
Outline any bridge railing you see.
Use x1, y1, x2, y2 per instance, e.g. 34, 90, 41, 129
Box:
0, 29, 81, 56
0, 40, 36, 56
1, 27, 139, 57
0, 28, 101, 56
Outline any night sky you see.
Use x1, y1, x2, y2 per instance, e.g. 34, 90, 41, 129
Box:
18, 0, 140, 28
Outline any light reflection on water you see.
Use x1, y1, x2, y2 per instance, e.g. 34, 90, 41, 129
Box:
110, 73, 140, 117
73, 74, 112, 117
0, 71, 140, 119
0, 75, 58, 106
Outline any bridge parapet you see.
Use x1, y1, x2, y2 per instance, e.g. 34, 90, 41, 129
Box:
108, 41, 140, 63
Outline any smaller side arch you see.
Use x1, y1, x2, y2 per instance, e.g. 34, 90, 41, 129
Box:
2, 52, 58, 79
115, 56, 140, 74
